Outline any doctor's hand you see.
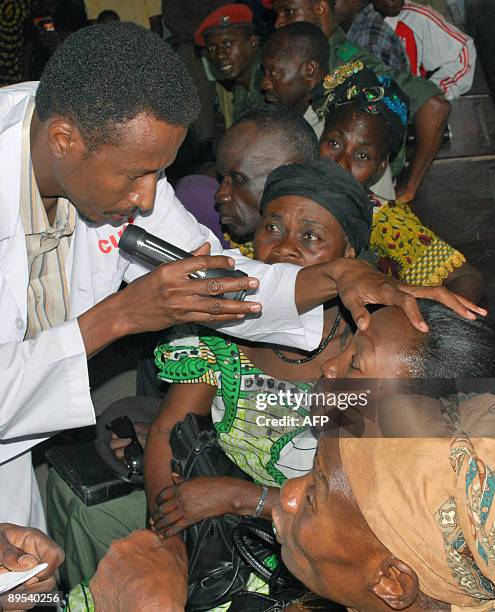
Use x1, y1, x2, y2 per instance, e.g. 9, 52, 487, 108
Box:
79, 243, 261, 359
329, 259, 486, 332
0, 523, 64, 610
296, 258, 486, 333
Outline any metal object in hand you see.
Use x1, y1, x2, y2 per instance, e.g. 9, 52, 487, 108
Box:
119, 224, 248, 301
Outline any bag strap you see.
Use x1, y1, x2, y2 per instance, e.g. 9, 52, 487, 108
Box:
232, 521, 278, 581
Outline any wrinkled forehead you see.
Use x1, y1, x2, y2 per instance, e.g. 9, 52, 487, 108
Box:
324, 105, 384, 137
218, 124, 290, 170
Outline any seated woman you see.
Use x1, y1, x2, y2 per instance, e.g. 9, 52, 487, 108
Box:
145, 159, 372, 534
318, 62, 484, 302
273, 391, 495, 611
321, 298, 495, 379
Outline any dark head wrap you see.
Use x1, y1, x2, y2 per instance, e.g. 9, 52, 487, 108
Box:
314, 61, 410, 154
259, 159, 372, 255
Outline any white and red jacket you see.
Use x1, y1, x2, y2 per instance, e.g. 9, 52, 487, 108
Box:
387, 1, 476, 100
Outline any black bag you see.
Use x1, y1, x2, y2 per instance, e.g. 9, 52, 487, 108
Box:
169, 414, 276, 612
230, 523, 343, 611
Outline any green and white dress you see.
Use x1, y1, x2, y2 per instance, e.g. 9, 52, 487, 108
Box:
155, 327, 318, 487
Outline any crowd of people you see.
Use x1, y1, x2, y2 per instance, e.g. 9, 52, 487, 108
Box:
1, 2, 494, 612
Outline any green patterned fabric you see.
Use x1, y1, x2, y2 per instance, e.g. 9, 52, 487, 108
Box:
155, 328, 317, 487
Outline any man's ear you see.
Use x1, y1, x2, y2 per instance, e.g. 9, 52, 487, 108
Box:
367, 556, 419, 610
304, 60, 321, 82
313, 0, 330, 18
248, 33, 258, 49
46, 118, 84, 161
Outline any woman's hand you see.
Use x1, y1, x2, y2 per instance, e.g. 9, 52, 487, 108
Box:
150, 475, 245, 537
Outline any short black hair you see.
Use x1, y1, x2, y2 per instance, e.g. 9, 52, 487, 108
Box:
36, 22, 200, 151
96, 10, 120, 23
406, 300, 495, 378
236, 106, 320, 162
262, 22, 330, 69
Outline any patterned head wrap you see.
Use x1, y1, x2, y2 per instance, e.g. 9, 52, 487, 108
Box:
259, 159, 372, 255
315, 61, 410, 154
340, 393, 495, 611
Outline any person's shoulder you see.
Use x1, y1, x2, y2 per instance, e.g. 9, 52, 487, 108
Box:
401, 0, 439, 16
0, 82, 38, 128
335, 38, 363, 64
400, 0, 448, 24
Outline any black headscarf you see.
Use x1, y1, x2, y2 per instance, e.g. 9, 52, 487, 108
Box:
259, 159, 372, 255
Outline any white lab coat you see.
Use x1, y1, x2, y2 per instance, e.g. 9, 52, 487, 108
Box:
0, 83, 323, 529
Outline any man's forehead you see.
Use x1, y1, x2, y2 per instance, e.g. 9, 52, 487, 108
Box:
274, 0, 310, 8
205, 25, 250, 44
222, 126, 289, 164
262, 49, 289, 66
263, 36, 297, 64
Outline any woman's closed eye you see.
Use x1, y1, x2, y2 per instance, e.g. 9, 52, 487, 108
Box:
306, 481, 317, 509
232, 173, 245, 185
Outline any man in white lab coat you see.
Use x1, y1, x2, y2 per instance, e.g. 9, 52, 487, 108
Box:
0, 20, 480, 532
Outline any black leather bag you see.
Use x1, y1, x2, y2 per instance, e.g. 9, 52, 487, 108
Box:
169, 414, 275, 612
230, 523, 341, 611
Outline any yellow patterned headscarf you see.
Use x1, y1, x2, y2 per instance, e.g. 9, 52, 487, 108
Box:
340, 394, 495, 610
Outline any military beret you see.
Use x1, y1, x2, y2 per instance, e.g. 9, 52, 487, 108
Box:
261, 0, 273, 7
195, 3, 254, 47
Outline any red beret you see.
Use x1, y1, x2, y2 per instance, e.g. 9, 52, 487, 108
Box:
195, 3, 254, 47
261, 0, 273, 7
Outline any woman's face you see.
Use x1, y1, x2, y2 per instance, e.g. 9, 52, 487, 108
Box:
254, 196, 355, 267
321, 306, 420, 379
272, 437, 384, 607
319, 110, 389, 188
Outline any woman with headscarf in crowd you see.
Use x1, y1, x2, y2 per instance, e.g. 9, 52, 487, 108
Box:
273, 391, 495, 611
146, 160, 371, 532
317, 62, 484, 302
